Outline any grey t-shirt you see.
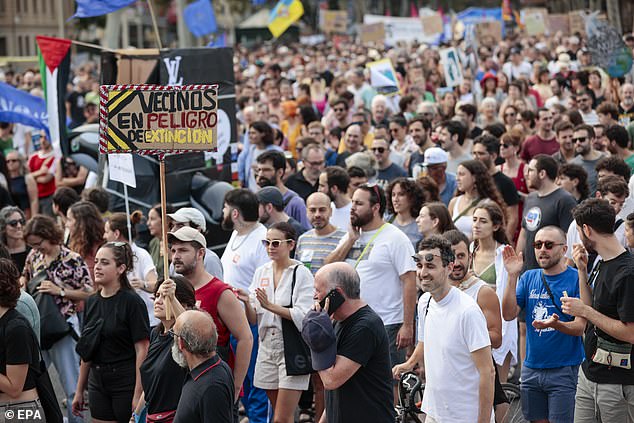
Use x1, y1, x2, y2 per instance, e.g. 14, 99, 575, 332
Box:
522, 188, 577, 270
571, 153, 606, 195
16, 291, 40, 342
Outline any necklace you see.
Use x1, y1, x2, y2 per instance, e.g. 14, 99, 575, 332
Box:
230, 224, 258, 251
458, 275, 478, 291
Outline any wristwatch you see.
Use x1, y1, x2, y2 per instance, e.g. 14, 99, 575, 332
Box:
59, 288, 66, 297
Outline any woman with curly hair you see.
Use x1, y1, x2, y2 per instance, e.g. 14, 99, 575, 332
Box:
0, 206, 29, 272
385, 177, 425, 249
67, 201, 104, 280
448, 160, 506, 240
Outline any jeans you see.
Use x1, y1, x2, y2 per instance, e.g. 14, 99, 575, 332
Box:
230, 323, 271, 423
42, 332, 83, 423
520, 365, 578, 423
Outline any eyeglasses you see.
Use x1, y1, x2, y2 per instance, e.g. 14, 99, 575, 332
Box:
7, 218, 25, 227
500, 143, 511, 148
305, 159, 324, 167
533, 241, 565, 250
372, 147, 386, 153
6, 159, 19, 163
573, 137, 587, 143
27, 238, 44, 248
262, 239, 293, 248
412, 253, 443, 263
504, 112, 516, 117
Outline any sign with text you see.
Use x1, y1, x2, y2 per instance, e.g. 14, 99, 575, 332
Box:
108, 153, 137, 187
359, 22, 385, 43
99, 84, 218, 154
366, 59, 400, 96
523, 8, 548, 35
319, 10, 347, 34
420, 13, 443, 36
440, 47, 464, 87
475, 21, 502, 45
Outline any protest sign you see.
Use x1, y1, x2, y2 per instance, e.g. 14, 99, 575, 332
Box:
366, 59, 400, 96
108, 153, 136, 188
320, 10, 347, 34
569, 11, 586, 35
99, 84, 219, 154
548, 14, 570, 35
420, 13, 443, 36
440, 47, 464, 87
364, 15, 434, 44
523, 8, 548, 35
359, 22, 385, 43
475, 21, 502, 45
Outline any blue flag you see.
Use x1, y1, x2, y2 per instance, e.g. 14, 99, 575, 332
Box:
0, 82, 48, 132
184, 0, 217, 37
207, 32, 226, 48
71, 0, 136, 18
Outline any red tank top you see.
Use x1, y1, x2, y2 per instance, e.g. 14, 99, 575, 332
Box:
195, 277, 234, 366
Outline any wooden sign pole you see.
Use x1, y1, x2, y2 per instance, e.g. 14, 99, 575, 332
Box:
159, 158, 173, 320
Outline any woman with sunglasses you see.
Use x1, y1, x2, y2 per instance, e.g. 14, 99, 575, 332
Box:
22, 215, 93, 423
73, 242, 150, 423
385, 178, 425, 249
134, 276, 196, 423
104, 212, 160, 327
67, 201, 104, 281
5, 151, 38, 218
500, 105, 519, 133
0, 206, 29, 272
236, 222, 314, 423
471, 203, 518, 385
449, 160, 506, 240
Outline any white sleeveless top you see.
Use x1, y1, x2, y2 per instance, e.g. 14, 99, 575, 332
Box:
452, 195, 476, 239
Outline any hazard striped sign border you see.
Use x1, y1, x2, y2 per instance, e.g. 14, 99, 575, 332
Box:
99, 84, 219, 155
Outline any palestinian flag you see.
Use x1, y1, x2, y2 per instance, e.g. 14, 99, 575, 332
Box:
36, 35, 71, 156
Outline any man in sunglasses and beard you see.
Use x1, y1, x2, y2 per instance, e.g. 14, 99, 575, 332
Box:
501, 226, 586, 423
392, 235, 494, 423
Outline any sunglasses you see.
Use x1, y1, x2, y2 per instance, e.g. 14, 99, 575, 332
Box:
500, 143, 511, 148
262, 239, 293, 248
412, 253, 443, 263
7, 218, 25, 227
107, 241, 127, 247
504, 112, 516, 117
372, 147, 386, 153
6, 159, 19, 163
533, 241, 564, 250
573, 137, 587, 143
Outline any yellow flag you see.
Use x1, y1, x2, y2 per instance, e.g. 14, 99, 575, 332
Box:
268, 0, 304, 38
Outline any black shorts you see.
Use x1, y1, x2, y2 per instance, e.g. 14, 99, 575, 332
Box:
493, 356, 509, 406
88, 360, 136, 423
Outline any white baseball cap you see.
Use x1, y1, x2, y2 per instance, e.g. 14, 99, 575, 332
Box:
423, 147, 448, 166
168, 207, 206, 232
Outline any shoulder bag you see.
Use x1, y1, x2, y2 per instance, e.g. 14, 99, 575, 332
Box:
75, 298, 106, 362
26, 269, 71, 350
281, 265, 314, 376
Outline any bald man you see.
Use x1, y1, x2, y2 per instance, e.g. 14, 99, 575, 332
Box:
295, 192, 346, 276
172, 310, 235, 423
308, 262, 395, 423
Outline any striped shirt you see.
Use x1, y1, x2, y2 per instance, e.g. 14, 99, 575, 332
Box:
295, 228, 347, 275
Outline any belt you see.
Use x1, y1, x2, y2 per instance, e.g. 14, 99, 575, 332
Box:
91, 360, 135, 371
0, 398, 41, 407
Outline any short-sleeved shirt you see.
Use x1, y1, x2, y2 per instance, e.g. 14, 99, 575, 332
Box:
516, 268, 585, 369
571, 153, 606, 195
582, 251, 634, 384
282, 190, 310, 230
0, 309, 39, 391
285, 171, 319, 202
221, 224, 269, 291
520, 134, 559, 162
173, 355, 235, 423
295, 228, 346, 275
82, 289, 150, 365
22, 245, 93, 317
376, 163, 407, 188
492, 171, 520, 206
338, 223, 416, 325
521, 188, 576, 271
325, 305, 395, 423
140, 328, 188, 414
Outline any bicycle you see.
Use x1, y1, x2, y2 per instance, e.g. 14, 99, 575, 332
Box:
395, 371, 425, 423
500, 382, 528, 423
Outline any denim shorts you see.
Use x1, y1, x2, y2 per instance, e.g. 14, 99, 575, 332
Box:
520, 365, 579, 423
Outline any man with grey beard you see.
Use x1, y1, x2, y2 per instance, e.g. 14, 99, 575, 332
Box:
172, 310, 235, 423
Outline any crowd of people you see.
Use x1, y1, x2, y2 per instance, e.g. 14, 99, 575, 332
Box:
2, 19, 634, 423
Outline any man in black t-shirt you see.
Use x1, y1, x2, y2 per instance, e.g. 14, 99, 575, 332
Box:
562, 199, 634, 421
309, 262, 395, 423
172, 310, 235, 423
472, 135, 520, 240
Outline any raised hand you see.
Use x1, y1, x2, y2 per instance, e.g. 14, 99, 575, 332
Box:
502, 245, 523, 276
572, 244, 588, 274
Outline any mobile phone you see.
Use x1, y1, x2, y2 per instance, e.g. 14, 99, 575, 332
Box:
319, 289, 346, 315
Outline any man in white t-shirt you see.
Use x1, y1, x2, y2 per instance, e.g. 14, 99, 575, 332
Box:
219, 188, 270, 423
318, 166, 352, 230
393, 235, 495, 423
325, 184, 416, 369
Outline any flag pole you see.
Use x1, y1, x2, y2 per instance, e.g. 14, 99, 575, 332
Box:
123, 184, 133, 243
146, 0, 163, 49
159, 157, 172, 320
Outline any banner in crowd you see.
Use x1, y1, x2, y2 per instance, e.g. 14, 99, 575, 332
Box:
440, 47, 463, 87
585, 11, 633, 77
0, 82, 49, 132
522, 8, 548, 36
363, 14, 436, 45
420, 13, 443, 36
319, 10, 347, 33
359, 22, 385, 44
71, 0, 136, 18
99, 84, 219, 153
548, 14, 570, 34
366, 59, 400, 96
36, 35, 70, 157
